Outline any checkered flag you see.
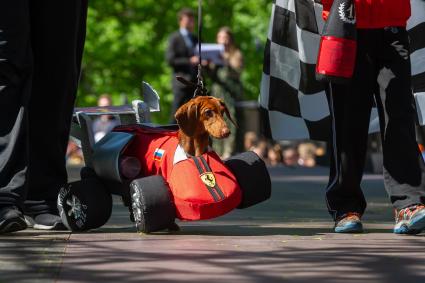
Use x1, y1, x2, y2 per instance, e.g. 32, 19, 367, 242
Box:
260, 0, 425, 141
409, 0, 425, 125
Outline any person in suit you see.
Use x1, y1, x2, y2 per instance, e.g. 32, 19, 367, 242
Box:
166, 8, 199, 123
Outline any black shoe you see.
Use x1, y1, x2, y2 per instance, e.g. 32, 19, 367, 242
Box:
25, 213, 66, 230
24, 200, 66, 231
0, 206, 27, 234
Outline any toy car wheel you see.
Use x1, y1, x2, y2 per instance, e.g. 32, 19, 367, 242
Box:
225, 151, 271, 209
58, 178, 113, 231
130, 175, 176, 233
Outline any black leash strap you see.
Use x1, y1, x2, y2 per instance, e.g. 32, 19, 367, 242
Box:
193, 0, 207, 97
197, 0, 203, 67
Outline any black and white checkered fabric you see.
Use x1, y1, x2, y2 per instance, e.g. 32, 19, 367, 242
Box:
409, 0, 425, 125
260, 0, 425, 141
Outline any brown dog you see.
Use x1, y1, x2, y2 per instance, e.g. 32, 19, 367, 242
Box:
175, 96, 236, 156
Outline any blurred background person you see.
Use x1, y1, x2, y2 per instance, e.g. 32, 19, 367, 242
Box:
251, 138, 269, 162
297, 143, 317, 167
166, 8, 198, 123
207, 26, 244, 159
283, 147, 299, 167
244, 131, 258, 152
267, 143, 284, 167
66, 141, 83, 166
92, 94, 119, 142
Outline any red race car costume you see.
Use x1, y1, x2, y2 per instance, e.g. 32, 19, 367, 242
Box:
113, 125, 242, 221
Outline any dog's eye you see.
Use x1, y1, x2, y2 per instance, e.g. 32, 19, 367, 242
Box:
204, 109, 214, 118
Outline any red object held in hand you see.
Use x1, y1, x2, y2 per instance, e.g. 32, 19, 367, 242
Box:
316, 0, 357, 84
316, 36, 357, 79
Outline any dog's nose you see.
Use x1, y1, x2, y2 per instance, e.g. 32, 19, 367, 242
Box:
221, 127, 230, 138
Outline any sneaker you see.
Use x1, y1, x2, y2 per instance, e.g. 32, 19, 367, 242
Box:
334, 212, 363, 233
24, 200, 66, 231
25, 213, 66, 231
394, 204, 425, 235
0, 206, 27, 234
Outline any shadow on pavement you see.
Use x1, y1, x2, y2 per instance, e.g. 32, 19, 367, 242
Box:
0, 234, 70, 282
55, 236, 425, 283
2, 166, 422, 282
91, 224, 395, 237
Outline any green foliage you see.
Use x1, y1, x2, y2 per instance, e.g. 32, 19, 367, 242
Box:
78, 0, 272, 123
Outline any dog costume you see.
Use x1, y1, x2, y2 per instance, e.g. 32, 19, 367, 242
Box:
113, 125, 242, 221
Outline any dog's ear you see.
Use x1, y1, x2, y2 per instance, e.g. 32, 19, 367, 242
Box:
219, 100, 237, 127
175, 100, 198, 136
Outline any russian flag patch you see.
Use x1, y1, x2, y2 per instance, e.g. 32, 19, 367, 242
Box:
153, 148, 165, 161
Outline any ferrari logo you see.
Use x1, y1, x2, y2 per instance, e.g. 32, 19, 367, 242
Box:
200, 172, 216, 187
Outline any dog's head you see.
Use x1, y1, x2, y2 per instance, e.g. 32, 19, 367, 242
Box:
175, 96, 236, 139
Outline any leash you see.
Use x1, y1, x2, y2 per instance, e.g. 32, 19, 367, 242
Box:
176, 0, 208, 97
194, 0, 207, 97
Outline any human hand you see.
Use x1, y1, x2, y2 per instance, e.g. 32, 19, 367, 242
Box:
201, 59, 210, 67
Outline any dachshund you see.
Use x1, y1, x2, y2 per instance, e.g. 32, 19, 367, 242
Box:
175, 96, 236, 156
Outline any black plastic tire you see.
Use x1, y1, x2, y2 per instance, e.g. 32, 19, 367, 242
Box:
225, 151, 272, 209
58, 178, 113, 231
130, 175, 176, 233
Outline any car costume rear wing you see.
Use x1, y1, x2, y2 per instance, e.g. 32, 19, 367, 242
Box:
70, 81, 161, 168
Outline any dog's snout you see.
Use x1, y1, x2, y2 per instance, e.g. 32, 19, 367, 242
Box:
221, 127, 230, 138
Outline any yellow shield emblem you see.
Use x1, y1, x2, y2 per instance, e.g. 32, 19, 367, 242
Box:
200, 172, 216, 187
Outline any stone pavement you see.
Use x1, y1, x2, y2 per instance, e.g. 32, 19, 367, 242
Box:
1, 166, 424, 283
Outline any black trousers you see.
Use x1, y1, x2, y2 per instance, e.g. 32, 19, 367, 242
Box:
326, 28, 425, 220
0, 1, 88, 208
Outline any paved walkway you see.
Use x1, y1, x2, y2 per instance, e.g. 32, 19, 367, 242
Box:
1, 166, 424, 283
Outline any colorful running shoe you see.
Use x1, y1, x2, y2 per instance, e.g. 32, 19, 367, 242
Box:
334, 212, 363, 233
394, 204, 425, 235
